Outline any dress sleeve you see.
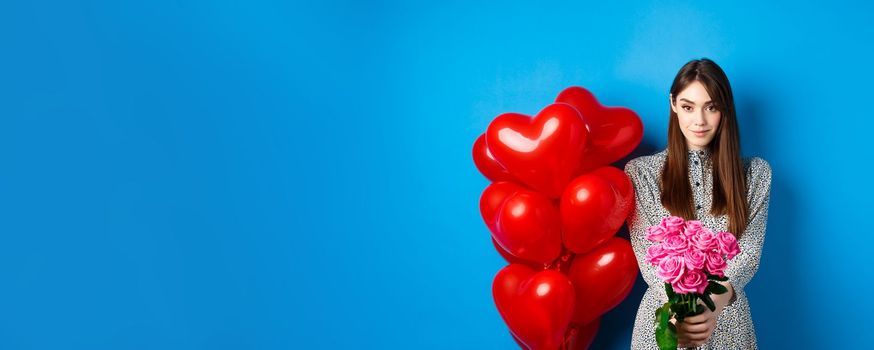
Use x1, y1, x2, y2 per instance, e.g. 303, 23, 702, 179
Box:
724, 157, 773, 292
625, 159, 663, 288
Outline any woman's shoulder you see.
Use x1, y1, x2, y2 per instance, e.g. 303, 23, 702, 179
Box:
743, 155, 773, 187
625, 149, 668, 173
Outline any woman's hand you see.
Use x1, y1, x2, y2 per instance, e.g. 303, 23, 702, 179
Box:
671, 282, 735, 348
676, 301, 717, 348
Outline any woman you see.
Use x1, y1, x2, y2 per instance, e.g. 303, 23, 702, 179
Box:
625, 58, 772, 349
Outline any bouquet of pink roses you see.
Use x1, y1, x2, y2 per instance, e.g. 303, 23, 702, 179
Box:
644, 216, 740, 350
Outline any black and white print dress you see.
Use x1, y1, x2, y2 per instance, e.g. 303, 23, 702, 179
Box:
624, 147, 772, 349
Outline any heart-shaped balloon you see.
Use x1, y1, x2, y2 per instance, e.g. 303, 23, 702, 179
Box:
510, 331, 530, 350
491, 237, 529, 265
560, 169, 620, 254
493, 264, 575, 350
555, 87, 642, 172
495, 189, 563, 264
565, 318, 601, 350
480, 181, 526, 235
590, 166, 634, 233
473, 133, 516, 182
486, 104, 588, 198
566, 237, 638, 325
482, 182, 545, 267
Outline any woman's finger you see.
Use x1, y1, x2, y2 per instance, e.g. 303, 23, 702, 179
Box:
685, 331, 708, 341
679, 326, 709, 340
680, 322, 710, 334
684, 313, 710, 324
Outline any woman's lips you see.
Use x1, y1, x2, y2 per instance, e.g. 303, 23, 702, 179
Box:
692, 130, 709, 137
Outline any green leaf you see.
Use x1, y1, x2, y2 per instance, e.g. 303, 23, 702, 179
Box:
654, 303, 678, 350
664, 283, 676, 299
686, 294, 705, 316
708, 280, 728, 294
701, 292, 716, 312
708, 273, 729, 282
670, 302, 685, 316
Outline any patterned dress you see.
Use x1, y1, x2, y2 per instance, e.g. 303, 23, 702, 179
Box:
624, 147, 772, 349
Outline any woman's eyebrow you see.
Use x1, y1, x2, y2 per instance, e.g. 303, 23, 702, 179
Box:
679, 98, 714, 105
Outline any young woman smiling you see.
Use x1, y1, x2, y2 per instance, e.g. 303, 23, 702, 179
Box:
625, 58, 772, 349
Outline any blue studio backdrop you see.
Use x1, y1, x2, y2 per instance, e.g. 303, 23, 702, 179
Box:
2, 1, 872, 349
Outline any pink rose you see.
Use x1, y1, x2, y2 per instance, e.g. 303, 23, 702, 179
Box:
673, 269, 708, 294
646, 225, 669, 242
646, 244, 669, 265
705, 251, 728, 277
661, 216, 686, 236
683, 220, 705, 238
656, 255, 686, 284
661, 234, 689, 256
690, 228, 718, 252
716, 231, 741, 260
683, 248, 706, 271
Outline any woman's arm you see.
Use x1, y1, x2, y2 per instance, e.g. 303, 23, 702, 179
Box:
722, 158, 772, 303
712, 280, 735, 312
624, 159, 663, 288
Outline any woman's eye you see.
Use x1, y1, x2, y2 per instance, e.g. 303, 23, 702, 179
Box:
682, 106, 692, 111
707, 106, 717, 112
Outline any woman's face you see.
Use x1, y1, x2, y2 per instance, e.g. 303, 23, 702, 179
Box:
670, 80, 721, 150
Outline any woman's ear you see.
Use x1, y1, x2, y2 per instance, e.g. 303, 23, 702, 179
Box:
669, 93, 677, 114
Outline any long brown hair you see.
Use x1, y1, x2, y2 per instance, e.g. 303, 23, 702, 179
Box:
660, 58, 749, 237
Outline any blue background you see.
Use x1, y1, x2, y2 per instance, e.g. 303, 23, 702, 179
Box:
2, 0, 871, 348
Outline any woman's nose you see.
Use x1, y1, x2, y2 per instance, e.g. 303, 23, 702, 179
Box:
695, 110, 707, 124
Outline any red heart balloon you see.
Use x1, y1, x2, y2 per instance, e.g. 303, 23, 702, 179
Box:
495, 189, 563, 264
559, 170, 619, 254
493, 264, 575, 350
566, 237, 638, 325
473, 133, 516, 182
486, 104, 588, 198
510, 331, 530, 350
590, 166, 634, 233
491, 237, 529, 265
480, 181, 526, 235
566, 318, 601, 350
555, 87, 643, 172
